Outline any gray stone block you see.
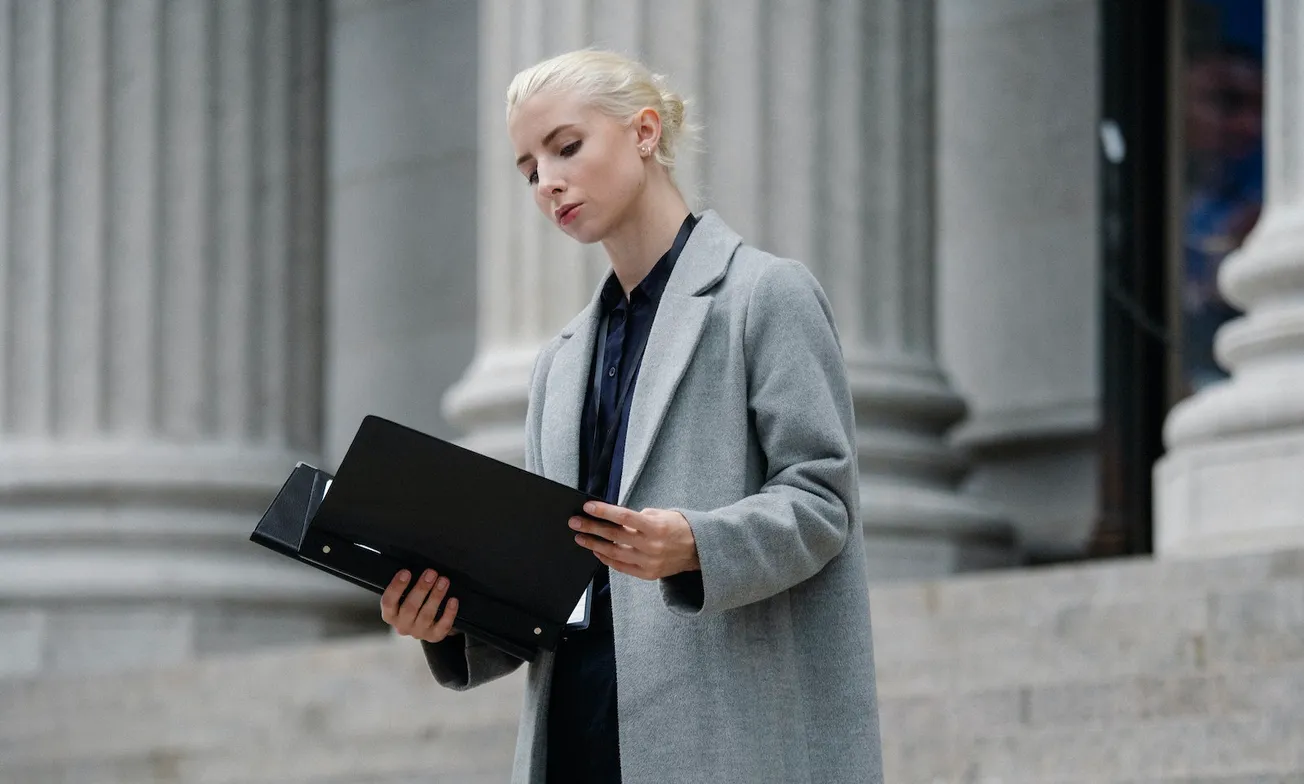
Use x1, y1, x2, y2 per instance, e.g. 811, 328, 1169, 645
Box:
0, 635, 523, 778
876, 622, 1205, 694
1111, 772, 1304, 777
1023, 673, 1216, 726
0, 610, 43, 677
870, 548, 1304, 627
907, 716, 1304, 783
874, 592, 1209, 664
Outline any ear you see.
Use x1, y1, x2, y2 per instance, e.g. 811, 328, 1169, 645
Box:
631, 107, 663, 152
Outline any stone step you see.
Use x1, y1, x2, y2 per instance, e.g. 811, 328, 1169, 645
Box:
9, 550, 1304, 783
1111, 772, 1304, 777
869, 548, 1304, 627
3, 733, 516, 784
879, 662, 1304, 736
873, 579, 1304, 692
0, 635, 524, 774
875, 572, 1304, 649
884, 714, 1304, 784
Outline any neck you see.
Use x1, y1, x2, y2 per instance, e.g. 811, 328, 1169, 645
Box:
601, 175, 691, 296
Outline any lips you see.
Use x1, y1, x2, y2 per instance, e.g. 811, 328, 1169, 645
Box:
556, 203, 581, 225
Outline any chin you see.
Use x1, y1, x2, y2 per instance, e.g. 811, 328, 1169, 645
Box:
561, 217, 607, 245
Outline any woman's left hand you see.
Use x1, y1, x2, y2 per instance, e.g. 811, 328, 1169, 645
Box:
570, 501, 700, 580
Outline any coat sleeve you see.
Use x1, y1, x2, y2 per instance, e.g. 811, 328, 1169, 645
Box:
421, 345, 554, 688
660, 258, 858, 618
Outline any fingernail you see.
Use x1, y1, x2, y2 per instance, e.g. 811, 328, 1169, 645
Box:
575, 535, 584, 544
584, 503, 596, 514
424, 570, 436, 583
437, 577, 449, 591
569, 518, 581, 529
398, 570, 410, 583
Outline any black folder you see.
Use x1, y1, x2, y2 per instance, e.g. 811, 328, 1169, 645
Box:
249, 415, 601, 661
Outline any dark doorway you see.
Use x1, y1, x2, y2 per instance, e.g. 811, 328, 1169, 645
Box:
1094, 0, 1267, 558
1095, 0, 1173, 557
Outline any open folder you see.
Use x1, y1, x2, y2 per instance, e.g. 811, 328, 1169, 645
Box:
249, 415, 601, 661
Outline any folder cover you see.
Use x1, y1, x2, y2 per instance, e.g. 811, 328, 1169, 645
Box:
250, 415, 602, 661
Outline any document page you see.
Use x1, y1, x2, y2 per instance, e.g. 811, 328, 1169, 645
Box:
567, 585, 590, 626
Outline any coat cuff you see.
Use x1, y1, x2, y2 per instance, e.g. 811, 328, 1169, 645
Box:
659, 507, 717, 617
421, 632, 522, 691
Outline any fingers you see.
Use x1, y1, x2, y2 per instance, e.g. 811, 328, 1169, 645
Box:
412, 573, 450, 637
569, 515, 630, 545
577, 532, 642, 567
378, 567, 463, 644
395, 569, 438, 632
379, 569, 412, 625
596, 552, 650, 580
431, 596, 460, 641
583, 501, 639, 530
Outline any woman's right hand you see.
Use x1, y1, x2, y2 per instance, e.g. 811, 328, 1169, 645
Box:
380, 569, 461, 643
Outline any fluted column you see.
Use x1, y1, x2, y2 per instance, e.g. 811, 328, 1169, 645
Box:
0, 0, 369, 676
444, 0, 612, 463
453, 0, 1014, 577
815, 0, 1014, 577
1156, 0, 1304, 557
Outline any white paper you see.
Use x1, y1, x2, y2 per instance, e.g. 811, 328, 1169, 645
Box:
567, 586, 589, 625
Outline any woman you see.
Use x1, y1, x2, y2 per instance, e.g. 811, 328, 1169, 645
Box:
380, 49, 883, 784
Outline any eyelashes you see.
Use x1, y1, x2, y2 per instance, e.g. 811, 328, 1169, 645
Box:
525, 140, 583, 186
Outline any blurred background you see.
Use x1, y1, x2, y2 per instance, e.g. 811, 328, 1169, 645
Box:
4, 0, 1304, 781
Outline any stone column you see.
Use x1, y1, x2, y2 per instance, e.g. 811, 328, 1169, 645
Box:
443, 0, 614, 463
1156, 0, 1304, 557
326, 0, 479, 462
0, 0, 371, 677
452, 0, 1014, 578
812, 0, 1015, 577
935, 0, 1102, 561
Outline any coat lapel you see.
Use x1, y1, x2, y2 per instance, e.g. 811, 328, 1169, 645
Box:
617, 293, 711, 506
617, 210, 742, 506
539, 210, 743, 502
539, 300, 601, 487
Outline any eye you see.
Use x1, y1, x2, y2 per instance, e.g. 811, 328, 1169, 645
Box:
560, 140, 581, 157
526, 170, 538, 186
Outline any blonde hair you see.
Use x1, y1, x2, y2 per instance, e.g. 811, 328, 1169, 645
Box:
506, 49, 694, 173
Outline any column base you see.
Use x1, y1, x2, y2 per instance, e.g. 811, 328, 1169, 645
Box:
442, 345, 538, 465
1155, 425, 1304, 558
847, 355, 1020, 578
863, 530, 1017, 582
860, 478, 1019, 581
0, 442, 381, 675
0, 601, 382, 678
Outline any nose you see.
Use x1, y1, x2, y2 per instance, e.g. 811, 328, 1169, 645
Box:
535, 162, 564, 197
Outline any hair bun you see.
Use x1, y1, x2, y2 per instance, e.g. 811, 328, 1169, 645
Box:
507, 49, 695, 175
658, 85, 686, 145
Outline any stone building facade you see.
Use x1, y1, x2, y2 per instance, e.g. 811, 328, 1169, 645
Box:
0, 0, 1298, 678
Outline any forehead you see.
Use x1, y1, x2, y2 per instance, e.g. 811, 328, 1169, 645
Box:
509, 91, 607, 155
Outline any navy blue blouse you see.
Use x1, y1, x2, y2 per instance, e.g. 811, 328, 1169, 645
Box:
545, 213, 698, 784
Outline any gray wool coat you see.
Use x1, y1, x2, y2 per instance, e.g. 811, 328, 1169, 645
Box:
424, 210, 884, 784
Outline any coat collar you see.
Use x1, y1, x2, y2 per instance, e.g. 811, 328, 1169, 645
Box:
556, 210, 740, 338
540, 210, 743, 502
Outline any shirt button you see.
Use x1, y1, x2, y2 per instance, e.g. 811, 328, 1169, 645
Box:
608, 367, 617, 377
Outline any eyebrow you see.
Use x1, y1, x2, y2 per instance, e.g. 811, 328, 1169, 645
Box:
515, 124, 577, 167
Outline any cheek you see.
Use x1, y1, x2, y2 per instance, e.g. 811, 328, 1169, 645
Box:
612, 156, 646, 202
533, 189, 551, 216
